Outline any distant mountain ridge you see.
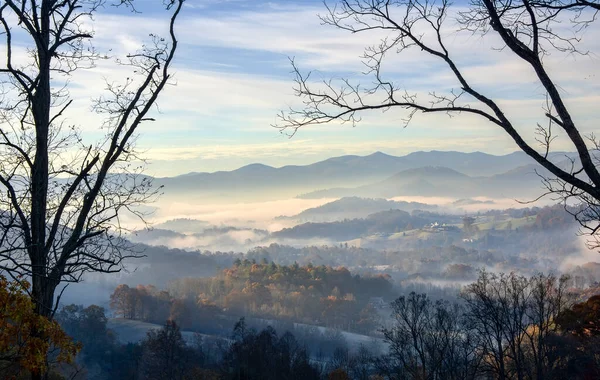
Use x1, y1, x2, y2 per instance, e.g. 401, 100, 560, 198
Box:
152, 150, 574, 201
168, 150, 535, 179
298, 164, 552, 200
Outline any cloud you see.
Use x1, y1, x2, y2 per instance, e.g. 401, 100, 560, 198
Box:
146, 137, 506, 162
150, 197, 336, 230
128, 227, 269, 252
2, 1, 598, 176
560, 234, 600, 270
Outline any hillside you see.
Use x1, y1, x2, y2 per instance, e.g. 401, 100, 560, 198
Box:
106, 317, 384, 356
107, 318, 214, 345
279, 196, 436, 222
272, 209, 453, 241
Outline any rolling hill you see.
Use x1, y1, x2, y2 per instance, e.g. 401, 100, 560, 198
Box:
279, 196, 437, 222
272, 209, 454, 241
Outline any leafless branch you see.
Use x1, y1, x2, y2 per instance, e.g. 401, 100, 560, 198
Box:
276, 0, 600, 247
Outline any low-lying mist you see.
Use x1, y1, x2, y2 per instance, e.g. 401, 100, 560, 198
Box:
151, 197, 337, 231
58, 167, 597, 318
123, 194, 551, 253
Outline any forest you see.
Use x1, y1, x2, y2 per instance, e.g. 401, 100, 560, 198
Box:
109, 261, 394, 335
4, 270, 600, 379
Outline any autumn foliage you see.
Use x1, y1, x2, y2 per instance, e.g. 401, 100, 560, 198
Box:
557, 295, 600, 338
0, 275, 79, 376
111, 261, 393, 334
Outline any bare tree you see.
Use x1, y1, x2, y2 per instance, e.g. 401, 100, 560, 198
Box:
0, 0, 183, 339
461, 271, 572, 380
382, 292, 481, 380
277, 0, 600, 246
524, 273, 570, 379
140, 320, 190, 380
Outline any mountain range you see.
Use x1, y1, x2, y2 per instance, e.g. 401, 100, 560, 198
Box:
152, 150, 574, 201
297, 164, 550, 200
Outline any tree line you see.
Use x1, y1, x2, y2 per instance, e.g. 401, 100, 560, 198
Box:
110, 261, 394, 335
52, 306, 376, 380
7, 268, 600, 378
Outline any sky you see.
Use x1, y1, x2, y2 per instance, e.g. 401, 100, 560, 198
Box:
14, 0, 600, 176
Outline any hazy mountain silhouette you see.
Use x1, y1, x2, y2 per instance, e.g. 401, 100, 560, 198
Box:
151, 150, 572, 201
298, 165, 548, 200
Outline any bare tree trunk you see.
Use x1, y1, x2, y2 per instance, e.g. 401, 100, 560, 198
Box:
0, 0, 183, 377
30, 7, 51, 378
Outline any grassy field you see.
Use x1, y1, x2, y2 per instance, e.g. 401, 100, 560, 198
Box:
474, 215, 536, 231
348, 213, 539, 250
107, 318, 225, 345
107, 318, 386, 355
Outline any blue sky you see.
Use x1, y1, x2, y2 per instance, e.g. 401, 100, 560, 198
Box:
45, 0, 600, 175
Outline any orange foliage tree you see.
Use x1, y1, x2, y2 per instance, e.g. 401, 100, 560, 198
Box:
0, 275, 79, 376
556, 295, 600, 338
